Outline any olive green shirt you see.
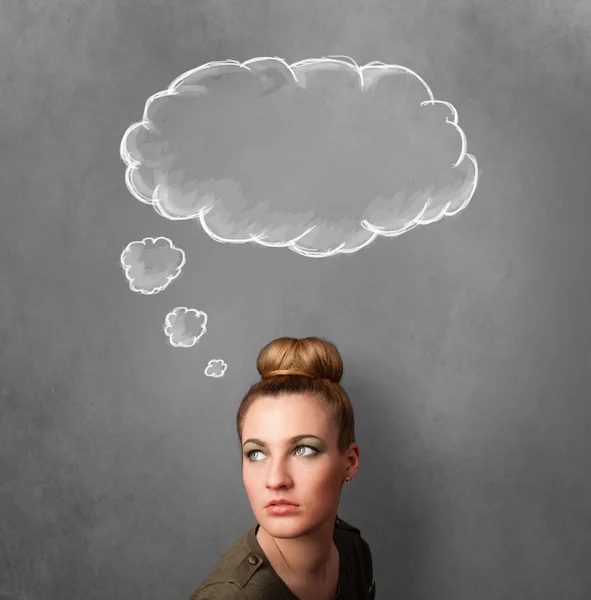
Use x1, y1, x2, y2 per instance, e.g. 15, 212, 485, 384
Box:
188, 515, 375, 599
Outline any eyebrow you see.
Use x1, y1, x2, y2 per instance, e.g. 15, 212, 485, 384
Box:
242, 434, 324, 448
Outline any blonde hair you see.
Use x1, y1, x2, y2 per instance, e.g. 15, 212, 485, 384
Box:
236, 337, 356, 455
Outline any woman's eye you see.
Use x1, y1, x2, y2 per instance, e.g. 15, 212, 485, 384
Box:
247, 449, 263, 461
246, 445, 317, 461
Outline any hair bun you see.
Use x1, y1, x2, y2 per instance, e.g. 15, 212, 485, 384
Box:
257, 337, 343, 384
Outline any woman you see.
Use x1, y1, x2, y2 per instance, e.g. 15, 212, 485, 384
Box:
189, 337, 375, 600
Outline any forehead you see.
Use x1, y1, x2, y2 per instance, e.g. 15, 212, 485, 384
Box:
242, 393, 333, 437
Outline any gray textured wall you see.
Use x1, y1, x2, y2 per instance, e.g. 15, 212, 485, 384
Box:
1, 1, 590, 599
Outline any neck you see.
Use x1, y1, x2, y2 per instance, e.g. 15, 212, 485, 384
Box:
257, 518, 337, 582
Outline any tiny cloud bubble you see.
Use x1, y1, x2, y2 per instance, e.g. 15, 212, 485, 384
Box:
205, 359, 228, 378
163, 307, 208, 348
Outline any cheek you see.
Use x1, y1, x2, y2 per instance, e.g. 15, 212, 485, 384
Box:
242, 469, 262, 498
242, 470, 253, 490
306, 467, 341, 491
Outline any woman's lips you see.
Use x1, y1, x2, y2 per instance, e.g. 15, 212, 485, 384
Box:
266, 504, 299, 515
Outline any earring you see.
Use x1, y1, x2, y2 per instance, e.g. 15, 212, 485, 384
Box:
344, 477, 350, 483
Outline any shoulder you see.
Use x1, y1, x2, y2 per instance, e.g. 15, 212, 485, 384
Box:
335, 515, 373, 564
187, 525, 278, 600
335, 514, 371, 557
335, 516, 374, 593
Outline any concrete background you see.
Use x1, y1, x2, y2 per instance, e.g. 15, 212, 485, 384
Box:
1, 0, 590, 598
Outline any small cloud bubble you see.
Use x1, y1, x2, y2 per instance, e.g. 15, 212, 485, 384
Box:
120, 236, 186, 294
163, 307, 207, 347
205, 359, 228, 378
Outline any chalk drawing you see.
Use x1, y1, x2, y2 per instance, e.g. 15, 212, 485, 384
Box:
119, 55, 479, 361
120, 236, 186, 294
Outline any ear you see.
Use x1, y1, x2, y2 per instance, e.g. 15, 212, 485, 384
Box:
344, 443, 360, 477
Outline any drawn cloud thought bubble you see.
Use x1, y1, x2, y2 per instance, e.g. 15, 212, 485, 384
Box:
205, 359, 228, 378
163, 307, 207, 348
121, 56, 478, 257
120, 236, 186, 294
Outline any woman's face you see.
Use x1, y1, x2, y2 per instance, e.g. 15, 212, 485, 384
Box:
241, 393, 357, 536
